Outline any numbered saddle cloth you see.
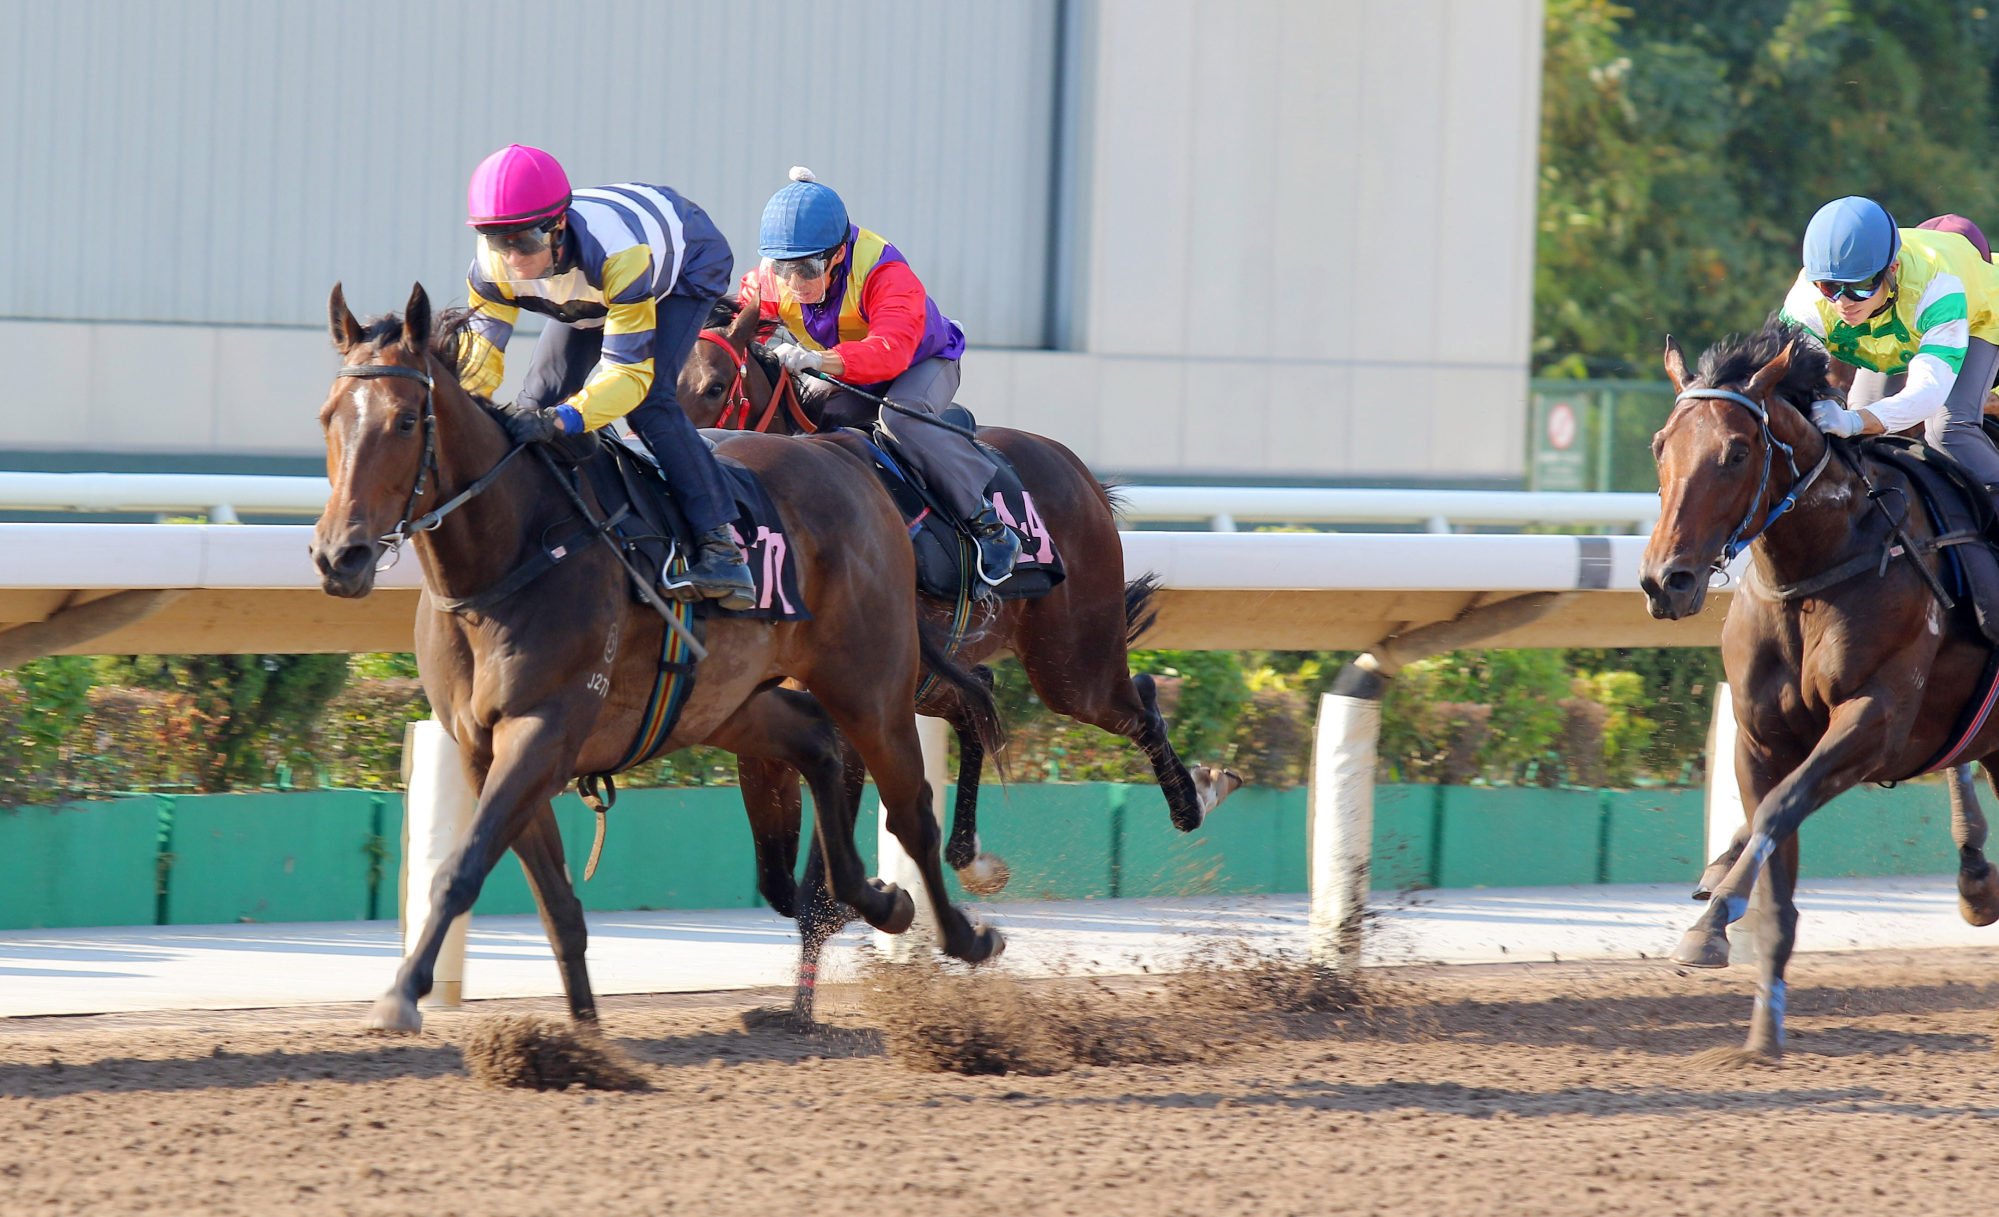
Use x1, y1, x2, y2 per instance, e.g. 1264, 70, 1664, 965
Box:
582, 431, 810, 621
855, 424, 1066, 603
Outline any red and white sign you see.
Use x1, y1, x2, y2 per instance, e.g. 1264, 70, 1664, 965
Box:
1546, 401, 1578, 451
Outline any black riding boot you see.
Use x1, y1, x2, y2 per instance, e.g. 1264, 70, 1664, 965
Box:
683, 525, 757, 611
968, 505, 1021, 587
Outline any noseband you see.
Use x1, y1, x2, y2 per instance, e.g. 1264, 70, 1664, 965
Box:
1674, 387, 1832, 574
331, 358, 525, 564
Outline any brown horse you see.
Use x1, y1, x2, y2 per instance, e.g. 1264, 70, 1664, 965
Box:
1641, 317, 1999, 1059
678, 298, 1241, 1019
309, 282, 1003, 1032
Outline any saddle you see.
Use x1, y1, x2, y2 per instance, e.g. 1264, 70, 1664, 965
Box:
1856, 426, 1999, 647
577, 431, 809, 621
853, 405, 1066, 603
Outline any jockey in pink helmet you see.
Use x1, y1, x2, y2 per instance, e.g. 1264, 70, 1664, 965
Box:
459, 144, 753, 609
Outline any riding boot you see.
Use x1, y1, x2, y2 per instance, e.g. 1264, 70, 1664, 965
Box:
682, 525, 757, 611
968, 504, 1021, 587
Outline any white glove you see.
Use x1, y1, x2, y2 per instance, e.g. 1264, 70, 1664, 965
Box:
771, 343, 824, 374
1810, 399, 1866, 437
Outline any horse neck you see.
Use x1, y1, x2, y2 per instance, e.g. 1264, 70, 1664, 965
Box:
746, 355, 822, 435
409, 368, 549, 601
1748, 397, 1868, 583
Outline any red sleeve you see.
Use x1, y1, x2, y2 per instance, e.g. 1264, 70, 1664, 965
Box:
833, 259, 929, 383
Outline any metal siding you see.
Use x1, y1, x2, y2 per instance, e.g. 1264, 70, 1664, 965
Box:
1, 0, 1056, 346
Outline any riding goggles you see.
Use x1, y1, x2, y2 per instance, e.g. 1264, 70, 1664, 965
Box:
1812, 271, 1887, 302
770, 254, 830, 284
480, 221, 560, 257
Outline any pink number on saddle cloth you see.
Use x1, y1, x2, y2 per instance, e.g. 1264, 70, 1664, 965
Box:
991, 491, 1055, 566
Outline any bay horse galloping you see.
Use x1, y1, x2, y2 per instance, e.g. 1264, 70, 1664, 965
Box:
680, 298, 1241, 1019
1641, 317, 1999, 1059
309, 283, 1002, 1032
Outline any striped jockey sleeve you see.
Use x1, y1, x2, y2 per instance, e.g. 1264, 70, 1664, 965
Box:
1779, 276, 1830, 343
565, 244, 657, 430
1914, 272, 1970, 373
458, 260, 518, 399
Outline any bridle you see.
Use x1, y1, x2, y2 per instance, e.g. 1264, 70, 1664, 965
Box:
331, 358, 527, 566
697, 330, 817, 434
1673, 386, 1832, 575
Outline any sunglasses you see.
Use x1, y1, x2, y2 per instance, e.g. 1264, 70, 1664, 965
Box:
1813, 272, 1886, 302
481, 222, 558, 256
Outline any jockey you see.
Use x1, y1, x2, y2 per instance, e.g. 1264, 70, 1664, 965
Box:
458, 144, 755, 610
1783, 195, 1999, 489
740, 167, 1020, 585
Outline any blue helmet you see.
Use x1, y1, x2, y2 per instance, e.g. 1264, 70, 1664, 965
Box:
758, 167, 849, 259
1802, 196, 1900, 283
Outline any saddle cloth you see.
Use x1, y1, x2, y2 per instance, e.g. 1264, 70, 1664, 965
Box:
581, 431, 810, 621
1860, 431, 1999, 647
855, 415, 1066, 603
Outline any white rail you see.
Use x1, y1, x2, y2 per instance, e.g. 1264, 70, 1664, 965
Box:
0, 474, 1661, 533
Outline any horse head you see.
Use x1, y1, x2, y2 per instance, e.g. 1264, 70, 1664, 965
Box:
1640, 319, 1832, 620
312, 281, 480, 598
676, 297, 763, 428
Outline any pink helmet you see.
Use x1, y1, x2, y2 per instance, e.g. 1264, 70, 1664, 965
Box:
466, 144, 571, 228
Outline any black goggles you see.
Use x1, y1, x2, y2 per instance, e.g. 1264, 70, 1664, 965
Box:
1813, 271, 1887, 302
480, 222, 559, 256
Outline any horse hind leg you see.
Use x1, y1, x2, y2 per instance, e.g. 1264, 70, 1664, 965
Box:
780, 731, 876, 1026
739, 756, 804, 920
1955, 762, 1999, 926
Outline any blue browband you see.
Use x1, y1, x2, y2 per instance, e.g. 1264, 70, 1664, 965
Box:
1674, 387, 1832, 570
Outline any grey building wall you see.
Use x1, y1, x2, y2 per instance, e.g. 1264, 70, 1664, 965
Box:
0, 0, 1543, 483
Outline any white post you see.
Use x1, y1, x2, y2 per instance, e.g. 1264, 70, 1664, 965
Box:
400, 718, 476, 1007
875, 715, 952, 958
1704, 685, 1744, 863
1307, 684, 1380, 972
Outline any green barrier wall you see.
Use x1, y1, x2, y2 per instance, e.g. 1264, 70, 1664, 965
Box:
0, 778, 1961, 931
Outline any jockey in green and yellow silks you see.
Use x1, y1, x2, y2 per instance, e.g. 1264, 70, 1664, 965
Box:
1782, 196, 1999, 488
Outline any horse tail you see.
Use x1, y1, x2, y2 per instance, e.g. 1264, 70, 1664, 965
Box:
1124, 571, 1162, 648
917, 620, 1006, 757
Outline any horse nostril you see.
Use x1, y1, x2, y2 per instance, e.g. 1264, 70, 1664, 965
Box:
1663, 569, 1697, 595
330, 544, 373, 580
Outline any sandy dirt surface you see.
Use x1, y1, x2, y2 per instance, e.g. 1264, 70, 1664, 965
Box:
6, 947, 1999, 1217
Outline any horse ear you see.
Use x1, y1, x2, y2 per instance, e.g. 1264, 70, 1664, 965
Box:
401, 282, 432, 354
329, 282, 365, 353
1745, 340, 1795, 402
1662, 334, 1688, 393
728, 297, 761, 347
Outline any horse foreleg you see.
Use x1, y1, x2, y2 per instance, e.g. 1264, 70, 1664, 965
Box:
739, 756, 804, 920
511, 805, 596, 1023
370, 716, 570, 1034
1672, 695, 1895, 1058
1957, 762, 1999, 925
926, 668, 1010, 894
1745, 834, 1802, 1059
786, 733, 873, 1024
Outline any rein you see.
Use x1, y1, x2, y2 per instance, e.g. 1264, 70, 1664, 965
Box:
698, 330, 817, 434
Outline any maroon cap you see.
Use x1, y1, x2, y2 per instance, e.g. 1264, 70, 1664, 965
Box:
1918, 213, 1992, 262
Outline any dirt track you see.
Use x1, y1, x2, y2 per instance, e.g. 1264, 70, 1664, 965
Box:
6, 948, 1999, 1216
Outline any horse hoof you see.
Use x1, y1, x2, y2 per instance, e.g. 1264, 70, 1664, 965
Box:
1692, 859, 1731, 902
1192, 765, 1245, 816
740, 1005, 820, 1035
1669, 928, 1731, 969
957, 852, 1012, 896
953, 920, 1005, 965
866, 880, 916, 935
364, 994, 423, 1034
1958, 868, 1999, 927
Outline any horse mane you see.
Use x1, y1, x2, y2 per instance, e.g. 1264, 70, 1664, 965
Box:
705, 296, 741, 328
1692, 314, 1831, 409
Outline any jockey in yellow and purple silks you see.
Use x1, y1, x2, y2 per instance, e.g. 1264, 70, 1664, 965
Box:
739, 167, 1020, 586
1782, 195, 1999, 490
458, 143, 754, 609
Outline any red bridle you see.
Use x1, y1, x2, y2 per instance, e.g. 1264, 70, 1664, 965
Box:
697, 330, 817, 434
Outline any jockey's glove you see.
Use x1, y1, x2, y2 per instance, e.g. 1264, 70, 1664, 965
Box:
1809, 399, 1866, 438
770, 343, 824, 375
500, 403, 573, 446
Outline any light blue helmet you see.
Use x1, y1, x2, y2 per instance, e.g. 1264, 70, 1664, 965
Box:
758, 167, 849, 259
1802, 196, 1900, 283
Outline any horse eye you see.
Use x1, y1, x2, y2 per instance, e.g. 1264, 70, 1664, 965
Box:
1725, 442, 1748, 466
705, 384, 725, 399
396, 412, 418, 434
